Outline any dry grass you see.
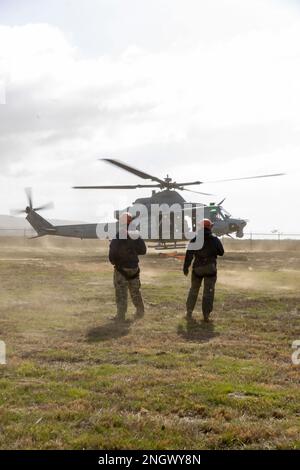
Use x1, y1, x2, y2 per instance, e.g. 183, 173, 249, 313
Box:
0, 238, 299, 449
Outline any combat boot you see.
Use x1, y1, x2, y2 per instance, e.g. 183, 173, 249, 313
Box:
185, 311, 193, 321
203, 312, 210, 322
110, 311, 126, 322
134, 309, 144, 319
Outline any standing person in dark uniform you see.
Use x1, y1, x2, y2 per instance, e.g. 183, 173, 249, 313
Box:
109, 212, 147, 321
183, 219, 224, 322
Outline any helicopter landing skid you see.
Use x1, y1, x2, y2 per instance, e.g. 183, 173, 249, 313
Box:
152, 243, 187, 250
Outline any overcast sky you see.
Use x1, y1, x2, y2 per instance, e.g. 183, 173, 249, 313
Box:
0, 0, 299, 232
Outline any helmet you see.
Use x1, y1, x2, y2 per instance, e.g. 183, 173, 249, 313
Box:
119, 212, 133, 225
198, 218, 213, 230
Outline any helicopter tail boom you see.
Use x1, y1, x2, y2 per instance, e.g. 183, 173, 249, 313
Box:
26, 210, 56, 237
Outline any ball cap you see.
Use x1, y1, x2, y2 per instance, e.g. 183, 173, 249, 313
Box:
119, 212, 133, 225
198, 218, 214, 229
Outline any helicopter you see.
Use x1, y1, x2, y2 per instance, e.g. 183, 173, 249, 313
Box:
13, 160, 283, 246
73, 159, 283, 244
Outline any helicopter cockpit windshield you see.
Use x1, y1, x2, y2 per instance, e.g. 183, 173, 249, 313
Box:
206, 203, 231, 222
219, 206, 231, 219
207, 207, 218, 222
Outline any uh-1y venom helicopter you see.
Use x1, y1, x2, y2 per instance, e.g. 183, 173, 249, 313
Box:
14, 160, 283, 245
73, 159, 284, 244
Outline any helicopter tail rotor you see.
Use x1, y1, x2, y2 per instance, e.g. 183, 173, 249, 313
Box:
11, 188, 54, 216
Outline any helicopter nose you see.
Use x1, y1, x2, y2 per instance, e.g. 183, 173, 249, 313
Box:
229, 221, 239, 231
229, 219, 247, 231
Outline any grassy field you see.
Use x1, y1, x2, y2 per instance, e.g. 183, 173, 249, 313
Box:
0, 237, 299, 449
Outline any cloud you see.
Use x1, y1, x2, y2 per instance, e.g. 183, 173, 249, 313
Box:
0, 1, 299, 230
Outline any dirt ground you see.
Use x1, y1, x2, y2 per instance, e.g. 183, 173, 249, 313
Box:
0, 237, 299, 449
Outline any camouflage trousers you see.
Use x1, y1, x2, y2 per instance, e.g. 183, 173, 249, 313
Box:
186, 271, 217, 318
113, 268, 144, 319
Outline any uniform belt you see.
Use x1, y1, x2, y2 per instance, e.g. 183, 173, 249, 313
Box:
116, 266, 140, 280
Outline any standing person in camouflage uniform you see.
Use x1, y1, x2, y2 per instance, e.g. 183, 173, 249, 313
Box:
183, 218, 224, 322
109, 212, 147, 321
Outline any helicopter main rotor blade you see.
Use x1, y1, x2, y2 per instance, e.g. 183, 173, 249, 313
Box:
175, 181, 202, 187
205, 173, 285, 184
181, 188, 215, 196
73, 184, 161, 189
101, 159, 165, 185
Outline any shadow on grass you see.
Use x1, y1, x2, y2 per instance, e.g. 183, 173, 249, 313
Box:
177, 319, 219, 343
86, 320, 131, 342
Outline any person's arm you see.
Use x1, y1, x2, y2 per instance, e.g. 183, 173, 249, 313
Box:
109, 239, 118, 265
215, 237, 224, 256
134, 237, 147, 255
183, 239, 195, 275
